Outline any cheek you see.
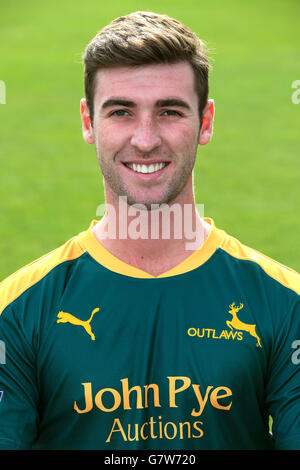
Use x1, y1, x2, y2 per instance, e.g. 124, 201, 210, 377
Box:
164, 125, 199, 155
95, 132, 117, 159
94, 122, 131, 158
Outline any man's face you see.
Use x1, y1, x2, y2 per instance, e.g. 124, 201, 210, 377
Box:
81, 62, 213, 208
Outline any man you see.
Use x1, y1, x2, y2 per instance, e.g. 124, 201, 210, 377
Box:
0, 11, 299, 450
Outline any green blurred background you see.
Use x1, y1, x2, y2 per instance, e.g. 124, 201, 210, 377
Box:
0, 0, 299, 280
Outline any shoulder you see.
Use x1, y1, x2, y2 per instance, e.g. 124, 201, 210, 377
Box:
0, 233, 85, 316
217, 229, 300, 297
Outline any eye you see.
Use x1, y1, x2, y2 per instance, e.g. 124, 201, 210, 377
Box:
161, 109, 182, 117
110, 109, 130, 117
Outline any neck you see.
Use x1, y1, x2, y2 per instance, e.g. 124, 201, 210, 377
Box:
92, 179, 210, 276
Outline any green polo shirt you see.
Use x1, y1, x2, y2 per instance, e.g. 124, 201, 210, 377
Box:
0, 219, 299, 449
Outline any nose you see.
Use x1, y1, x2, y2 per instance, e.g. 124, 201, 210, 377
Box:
130, 116, 162, 153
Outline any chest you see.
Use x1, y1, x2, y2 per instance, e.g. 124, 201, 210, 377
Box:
37, 274, 268, 412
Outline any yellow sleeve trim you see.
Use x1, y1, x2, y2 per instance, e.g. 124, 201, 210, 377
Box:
0, 235, 84, 315
220, 233, 300, 296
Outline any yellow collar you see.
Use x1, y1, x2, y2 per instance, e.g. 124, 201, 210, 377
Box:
76, 218, 227, 279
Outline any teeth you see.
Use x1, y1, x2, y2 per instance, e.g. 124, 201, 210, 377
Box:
128, 162, 167, 173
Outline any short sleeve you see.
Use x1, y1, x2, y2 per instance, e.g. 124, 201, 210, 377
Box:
265, 298, 300, 450
0, 304, 39, 449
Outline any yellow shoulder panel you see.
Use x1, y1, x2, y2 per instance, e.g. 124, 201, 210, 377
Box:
220, 233, 300, 296
0, 235, 84, 315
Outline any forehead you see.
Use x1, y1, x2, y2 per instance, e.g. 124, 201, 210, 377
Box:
93, 62, 197, 106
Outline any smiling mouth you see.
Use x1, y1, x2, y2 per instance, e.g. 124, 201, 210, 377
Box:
123, 162, 170, 174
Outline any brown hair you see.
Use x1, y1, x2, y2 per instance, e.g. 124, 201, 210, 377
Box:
83, 11, 210, 125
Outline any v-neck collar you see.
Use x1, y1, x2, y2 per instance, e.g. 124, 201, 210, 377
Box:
76, 218, 226, 279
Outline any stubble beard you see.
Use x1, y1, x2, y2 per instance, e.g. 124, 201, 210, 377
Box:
96, 143, 198, 211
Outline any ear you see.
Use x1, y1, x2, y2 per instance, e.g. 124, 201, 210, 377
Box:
80, 98, 94, 144
198, 99, 215, 146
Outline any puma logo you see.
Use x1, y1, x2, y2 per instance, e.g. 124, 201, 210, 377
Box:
227, 302, 262, 348
57, 307, 99, 341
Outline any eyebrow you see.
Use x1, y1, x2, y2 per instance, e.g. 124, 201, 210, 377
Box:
101, 97, 191, 110
155, 99, 191, 110
102, 99, 136, 109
